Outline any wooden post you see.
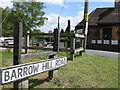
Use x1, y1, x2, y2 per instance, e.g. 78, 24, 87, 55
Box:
13, 22, 28, 89
27, 31, 30, 47
0, 7, 2, 67
24, 30, 28, 53
53, 28, 60, 52
49, 28, 60, 80
79, 39, 83, 56
70, 31, 75, 61
24, 30, 29, 53
79, 51, 82, 56
0, 9, 3, 89
0, 54, 2, 90
118, 3, 120, 88
48, 55, 58, 80
66, 20, 71, 49
32, 37, 35, 47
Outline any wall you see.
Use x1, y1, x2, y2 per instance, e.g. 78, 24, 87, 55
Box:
112, 26, 119, 40
99, 28, 103, 40
99, 26, 119, 40
88, 28, 99, 39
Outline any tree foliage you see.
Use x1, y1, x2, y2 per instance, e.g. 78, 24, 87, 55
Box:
65, 20, 71, 33
60, 29, 64, 34
2, 7, 13, 34
2, 1, 47, 34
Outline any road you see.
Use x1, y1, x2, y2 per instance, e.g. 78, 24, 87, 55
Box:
86, 49, 119, 59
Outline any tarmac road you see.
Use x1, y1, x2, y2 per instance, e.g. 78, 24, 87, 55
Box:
86, 49, 120, 59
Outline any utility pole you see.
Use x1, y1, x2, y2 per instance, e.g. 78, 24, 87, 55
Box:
58, 17, 60, 30
83, 0, 89, 52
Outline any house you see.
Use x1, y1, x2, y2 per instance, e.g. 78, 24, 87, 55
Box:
75, 1, 120, 52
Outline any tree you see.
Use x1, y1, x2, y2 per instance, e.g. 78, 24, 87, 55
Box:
65, 20, 71, 33
118, 1, 120, 7
60, 29, 64, 34
31, 29, 43, 33
2, 7, 13, 34
2, 1, 47, 34
12, 1, 47, 33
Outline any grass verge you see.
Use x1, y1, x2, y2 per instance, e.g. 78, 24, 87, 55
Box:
0, 51, 118, 88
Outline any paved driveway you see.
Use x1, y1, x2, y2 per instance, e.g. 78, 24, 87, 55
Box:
86, 49, 119, 59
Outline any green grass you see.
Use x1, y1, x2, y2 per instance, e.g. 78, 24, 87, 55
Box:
0, 51, 118, 88
2, 51, 13, 67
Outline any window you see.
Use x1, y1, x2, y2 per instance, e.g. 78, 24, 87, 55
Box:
103, 28, 112, 40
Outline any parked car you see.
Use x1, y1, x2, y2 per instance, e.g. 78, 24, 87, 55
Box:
0, 39, 3, 46
3, 39, 14, 45
34, 39, 47, 47
0, 37, 13, 46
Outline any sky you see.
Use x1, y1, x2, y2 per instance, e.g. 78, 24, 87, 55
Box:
0, 0, 115, 33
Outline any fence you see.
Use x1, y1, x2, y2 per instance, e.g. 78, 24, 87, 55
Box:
26, 31, 85, 60
2, 28, 85, 61
59, 31, 85, 60
0, 22, 67, 89
0, 21, 86, 89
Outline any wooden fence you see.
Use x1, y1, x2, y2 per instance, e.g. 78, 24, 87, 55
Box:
2, 29, 85, 61
25, 31, 85, 60
0, 22, 67, 89
59, 31, 85, 60
0, 22, 86, 89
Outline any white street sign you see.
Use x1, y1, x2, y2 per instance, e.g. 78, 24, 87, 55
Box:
0, 57, 67, 85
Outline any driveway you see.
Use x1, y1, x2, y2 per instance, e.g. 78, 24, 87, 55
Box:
86, 49, 119, 59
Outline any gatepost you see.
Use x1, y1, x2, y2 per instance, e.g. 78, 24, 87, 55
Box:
0, 8, 3, 90
70, 31, 75, 61
48, 28, 60, 80
13, 22, 28, 89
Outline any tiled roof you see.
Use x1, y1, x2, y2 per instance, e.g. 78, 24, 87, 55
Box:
75, 4, 120, 28
98, 7, 120, 24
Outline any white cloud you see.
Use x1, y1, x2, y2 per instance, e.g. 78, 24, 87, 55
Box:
0, 0, 11, 2
39, 0, 70, 8
0, 0, 67, 9
40, 13, 59, 33
71, 11, 84, 29
0, 0, 115, 3
77, 4, 84, 9
0, 0, 115, 9
38, 0, 114, 3
62, 0, 114, 2
0, 2, 13, 8
0, 0, 13, 8
40, 11, 84, 33
37, 0, 64, 6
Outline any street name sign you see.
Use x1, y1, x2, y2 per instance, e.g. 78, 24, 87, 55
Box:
0, 57, 67, 85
